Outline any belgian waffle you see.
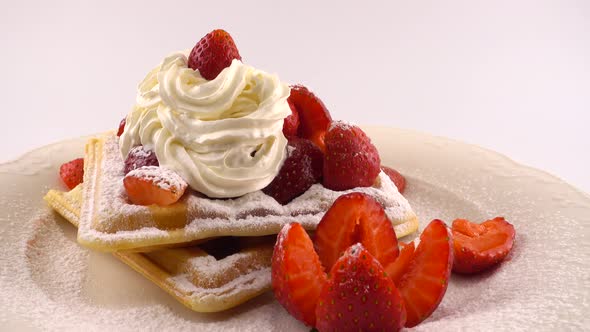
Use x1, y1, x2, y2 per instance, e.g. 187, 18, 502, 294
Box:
75, 133, 418, 252
44, 186, 274, 312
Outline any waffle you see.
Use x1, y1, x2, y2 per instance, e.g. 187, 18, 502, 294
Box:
76, 133, 418, 252
44, 186, 274, 312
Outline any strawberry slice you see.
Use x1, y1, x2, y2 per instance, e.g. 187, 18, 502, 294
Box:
187, 29, 242, 80
315, 243, 406, 332
123, 166, 188, 206
386, 241, 415, 286
452, 217, 515, 274
396, 219, 453, 327
381, 165, 406, 194
282, 99, 300, 138
288, 84, 332, 151
117, 117, 126, 137
314, 192, 399, 273
59, 158, 84, 190
271, 222, 327, 327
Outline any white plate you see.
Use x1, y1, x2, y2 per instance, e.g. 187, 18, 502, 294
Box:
0, 127, 588, 331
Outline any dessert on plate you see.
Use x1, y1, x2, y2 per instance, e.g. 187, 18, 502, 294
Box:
44, 29, 516, 330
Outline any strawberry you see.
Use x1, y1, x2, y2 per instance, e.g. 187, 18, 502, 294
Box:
123, 166, 187, 206
187, 29, 242, 80
314, 192, 399, 273
396, 219, 453, 327
272, 223, 327, 327
262, 138, 323, 204
124, 145, 159, 175
382, 165, 406, 194
59, 158, 84, 190
117, 117, 126, 137
288, 85, 332, 151
315, 243, 406, 332
282, 99, 300, 138
386, 241, 415, 286
451, 217, 515, 274
322, 121, 381, 191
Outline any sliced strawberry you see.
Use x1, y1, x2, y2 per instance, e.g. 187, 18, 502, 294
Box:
322, 121, 381, 191
271, 222, 327, 327
282, 99, 300, 138
187, 29, 242, 80
288, 84, 332, 151
117, 117, 126, 137
386, 241, 415, 286
262, 138, 323, 204
59, 158, 84, 190
452, 217, 515, 274
397, 219, 453, 327
315, 243, 406, 332
124, 145, 159, 175
314, 192, 399, 273
123, 166, 187, 206
382, 165, 406, 194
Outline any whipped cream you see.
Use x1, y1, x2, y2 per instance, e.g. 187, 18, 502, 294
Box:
119, 52, 291, 198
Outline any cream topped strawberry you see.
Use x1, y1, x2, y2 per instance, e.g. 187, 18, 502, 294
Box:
123, 166, 187, 206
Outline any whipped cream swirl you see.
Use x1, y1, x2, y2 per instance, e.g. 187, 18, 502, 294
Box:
119, 53, 291, 198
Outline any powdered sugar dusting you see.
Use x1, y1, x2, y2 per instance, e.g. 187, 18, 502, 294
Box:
77, 134, 415, 250
126, 166, 188, 191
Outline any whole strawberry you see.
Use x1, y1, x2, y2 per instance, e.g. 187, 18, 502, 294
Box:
187, 29, 242, 80
322, 121, 381, 191
263, 138, 323, 204
59, 158, 84, 190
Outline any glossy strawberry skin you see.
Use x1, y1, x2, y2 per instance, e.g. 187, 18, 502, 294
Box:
288, 84, 332, 151
322, 121, 381, 191
282, 99, 300, 138
271, 223, 327, 327
397, 219, 454, 327
452, 217, 515, 274
262, 138, 323, 205
59, 158, 84, 190
315, 244, 406, 332
314, 192, 399, 273
187, 29, 242, 80
123, 166, 187, 206
124, 145, 159, 175
382, 165, 406, 194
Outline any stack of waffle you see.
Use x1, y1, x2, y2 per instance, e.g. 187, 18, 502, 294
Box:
44, 133, 418, 312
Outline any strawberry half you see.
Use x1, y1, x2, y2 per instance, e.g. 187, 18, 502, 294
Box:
59, 158, 84, 190
288, 84, 332, 151
396, 219, 454, 327
386, 241, 415, 286
322, 121, 381, 191
123, 166, 188, 206
382, 165, 406, 194
452, 217, 515, 274
187, 29, 242, 80
314, 192, 399, 273
282, 99, 300, 138
315, 243, 406, 332
271, 223, 327, 327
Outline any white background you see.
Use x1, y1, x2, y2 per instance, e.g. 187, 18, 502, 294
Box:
1, 0, 588, 193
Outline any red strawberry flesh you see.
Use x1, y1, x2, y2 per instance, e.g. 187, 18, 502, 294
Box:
314, 192, 399, 273
397, 219, 453, 327
288, 84, 332, 151
282, 99, 300, 138
271, 222, 327, 327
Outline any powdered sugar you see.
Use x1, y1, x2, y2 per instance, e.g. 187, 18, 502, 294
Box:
77, 134, 415, 251
126, 166, 188, 191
